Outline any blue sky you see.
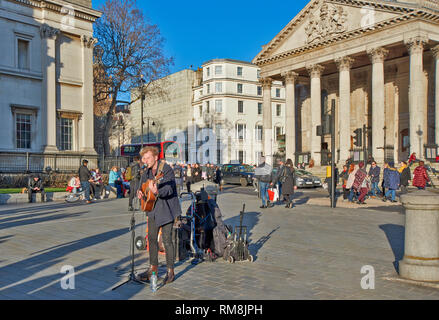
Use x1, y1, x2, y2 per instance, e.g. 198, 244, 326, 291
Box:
92, 0, 310, 73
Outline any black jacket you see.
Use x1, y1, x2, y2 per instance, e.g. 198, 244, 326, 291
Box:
140, 160, 182, 227
279, 166, 296, 196
400, 167, 411, 186
78, 165, 91, 182
28, 177, 44, 190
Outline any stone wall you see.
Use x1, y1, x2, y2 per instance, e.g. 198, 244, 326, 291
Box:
65, 0, 93, 8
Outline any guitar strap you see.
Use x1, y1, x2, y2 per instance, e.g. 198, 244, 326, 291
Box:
157, 161, 166, 178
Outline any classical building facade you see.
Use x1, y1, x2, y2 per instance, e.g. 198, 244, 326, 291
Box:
0, 0, 101, 171
192, 59, 285, 165
253, 0, 439, 166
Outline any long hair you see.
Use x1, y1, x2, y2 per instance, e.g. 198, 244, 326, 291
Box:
348, 163, 355, 174
285, 159, 293, 167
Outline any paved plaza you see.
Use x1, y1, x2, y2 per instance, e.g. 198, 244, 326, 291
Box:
0, 188, 439, 300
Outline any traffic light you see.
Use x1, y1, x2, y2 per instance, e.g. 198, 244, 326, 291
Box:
353, 128, 363, 147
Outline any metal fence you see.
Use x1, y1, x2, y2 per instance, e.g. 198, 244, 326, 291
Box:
0, 152, 129, 174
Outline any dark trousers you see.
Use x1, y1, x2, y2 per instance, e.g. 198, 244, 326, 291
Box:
148, 216, 174, 268
186, 181, 192, 193
343, 188, 349, 200
128, 180, 139, 207
28, 189, 45, 202
400, 185, 408, 194
283, 193, 294, 204
90, 183, 102, 199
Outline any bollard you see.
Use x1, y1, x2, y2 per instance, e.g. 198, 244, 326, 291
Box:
399, 190, 439, 282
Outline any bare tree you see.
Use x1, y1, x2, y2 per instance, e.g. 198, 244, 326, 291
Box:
93, 0, 173, 155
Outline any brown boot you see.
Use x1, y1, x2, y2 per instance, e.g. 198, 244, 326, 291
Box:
138, 265, 158, 282
163, 268, 175, 285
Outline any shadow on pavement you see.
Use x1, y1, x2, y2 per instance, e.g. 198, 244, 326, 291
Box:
0, 227, 130, 299
379, 224, 405, 273
0, 235, 13, 244
0, 211, 89, 230
248, 226, 280, 262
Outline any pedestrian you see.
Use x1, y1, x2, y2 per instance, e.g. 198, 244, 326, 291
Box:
90, 168, 103, 200
185, 164, 193, 193
382, 161, 400, 202
273, 159, 297, 208
353, 162, 369, 205
214, 165, 223, 192
398, 161, 411, 194
368, 161, 381, 198
78, 159, 93, 204
346, 163, 357, 203
173, 162, 184, 195
274, 159, 285, 204
412, 161, 430, 190
254, 156, 273, 209
109, 166, 124, 198
28, 174, 45, 203
68, 175, 81, 194
339, 165, 349, 201
408, 152, 417, 166
128, 156, 142, 211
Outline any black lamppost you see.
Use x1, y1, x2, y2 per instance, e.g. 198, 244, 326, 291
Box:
140, 75, 146, 147
146, 117, 156, 143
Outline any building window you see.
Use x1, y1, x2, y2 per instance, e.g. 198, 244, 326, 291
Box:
206, 101, 210, 114
275, 126, 283, 141
207, 67, 210, 77
16, 113, 32, 149
207, 84, 210, 94
215, 100, 223, 113
237, 83, 243, 94
215, 65, 222, 75
256, 151, 263, 165
238, 101, 244, 114
58, 118, 73, 151
237, 66, 243, 76
17, 39, 30, 70
256, 125, 263, 141
257, 86, 262, 96
236, 123, 246, 140
199, 105, 203, 117
257, 70, 261, 79
276, 88, 281, 98
276, 104, 282, 117
238, 150, 245, 164
215, 82, 222, 93
258, 103, 263, 115
215, 124, 222, 139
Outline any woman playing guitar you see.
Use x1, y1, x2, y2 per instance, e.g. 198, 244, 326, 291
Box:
136, 146, 182, 286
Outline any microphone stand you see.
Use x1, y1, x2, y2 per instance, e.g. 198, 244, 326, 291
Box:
112, 210, 144, 290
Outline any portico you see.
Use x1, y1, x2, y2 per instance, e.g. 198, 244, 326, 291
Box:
253, 0, 439, 166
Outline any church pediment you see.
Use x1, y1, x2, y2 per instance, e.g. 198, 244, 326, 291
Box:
254, 0, 421, 64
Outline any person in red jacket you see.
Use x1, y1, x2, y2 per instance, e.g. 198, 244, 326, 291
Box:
408, 152, 417, 166
413, 161, 430, 190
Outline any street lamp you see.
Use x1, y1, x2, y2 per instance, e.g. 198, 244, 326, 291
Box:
146, 117, 156, 143
140, 75, 146, 147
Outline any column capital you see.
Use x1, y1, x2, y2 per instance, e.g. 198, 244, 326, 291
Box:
405, 36, 429, 55
335, 56, 354, 72
367, 47, 389, 64
306, 64, 324, 78
259, 77, 273, 89
81, 35, 98, 49
281, 70, 299, 84
432, 45, 439, 59
40, 25, 60, 40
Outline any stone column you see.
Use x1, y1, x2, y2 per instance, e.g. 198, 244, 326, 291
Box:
367, 47, 388, 164
307, 64, 324, 166
40, 25, 60, 153
282, 71, 298, 163
399, 191, 439, 281
335, 56, 354, 164
260, 77, 273, 165
432, 45, 439, 152
81, 35, 98, 154
405, 36, 428, 158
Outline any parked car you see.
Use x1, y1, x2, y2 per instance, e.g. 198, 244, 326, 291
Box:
221, 164, 255, 187
270, 168, 322, 189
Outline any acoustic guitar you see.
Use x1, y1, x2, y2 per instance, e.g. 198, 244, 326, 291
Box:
140, 170, 164, 212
